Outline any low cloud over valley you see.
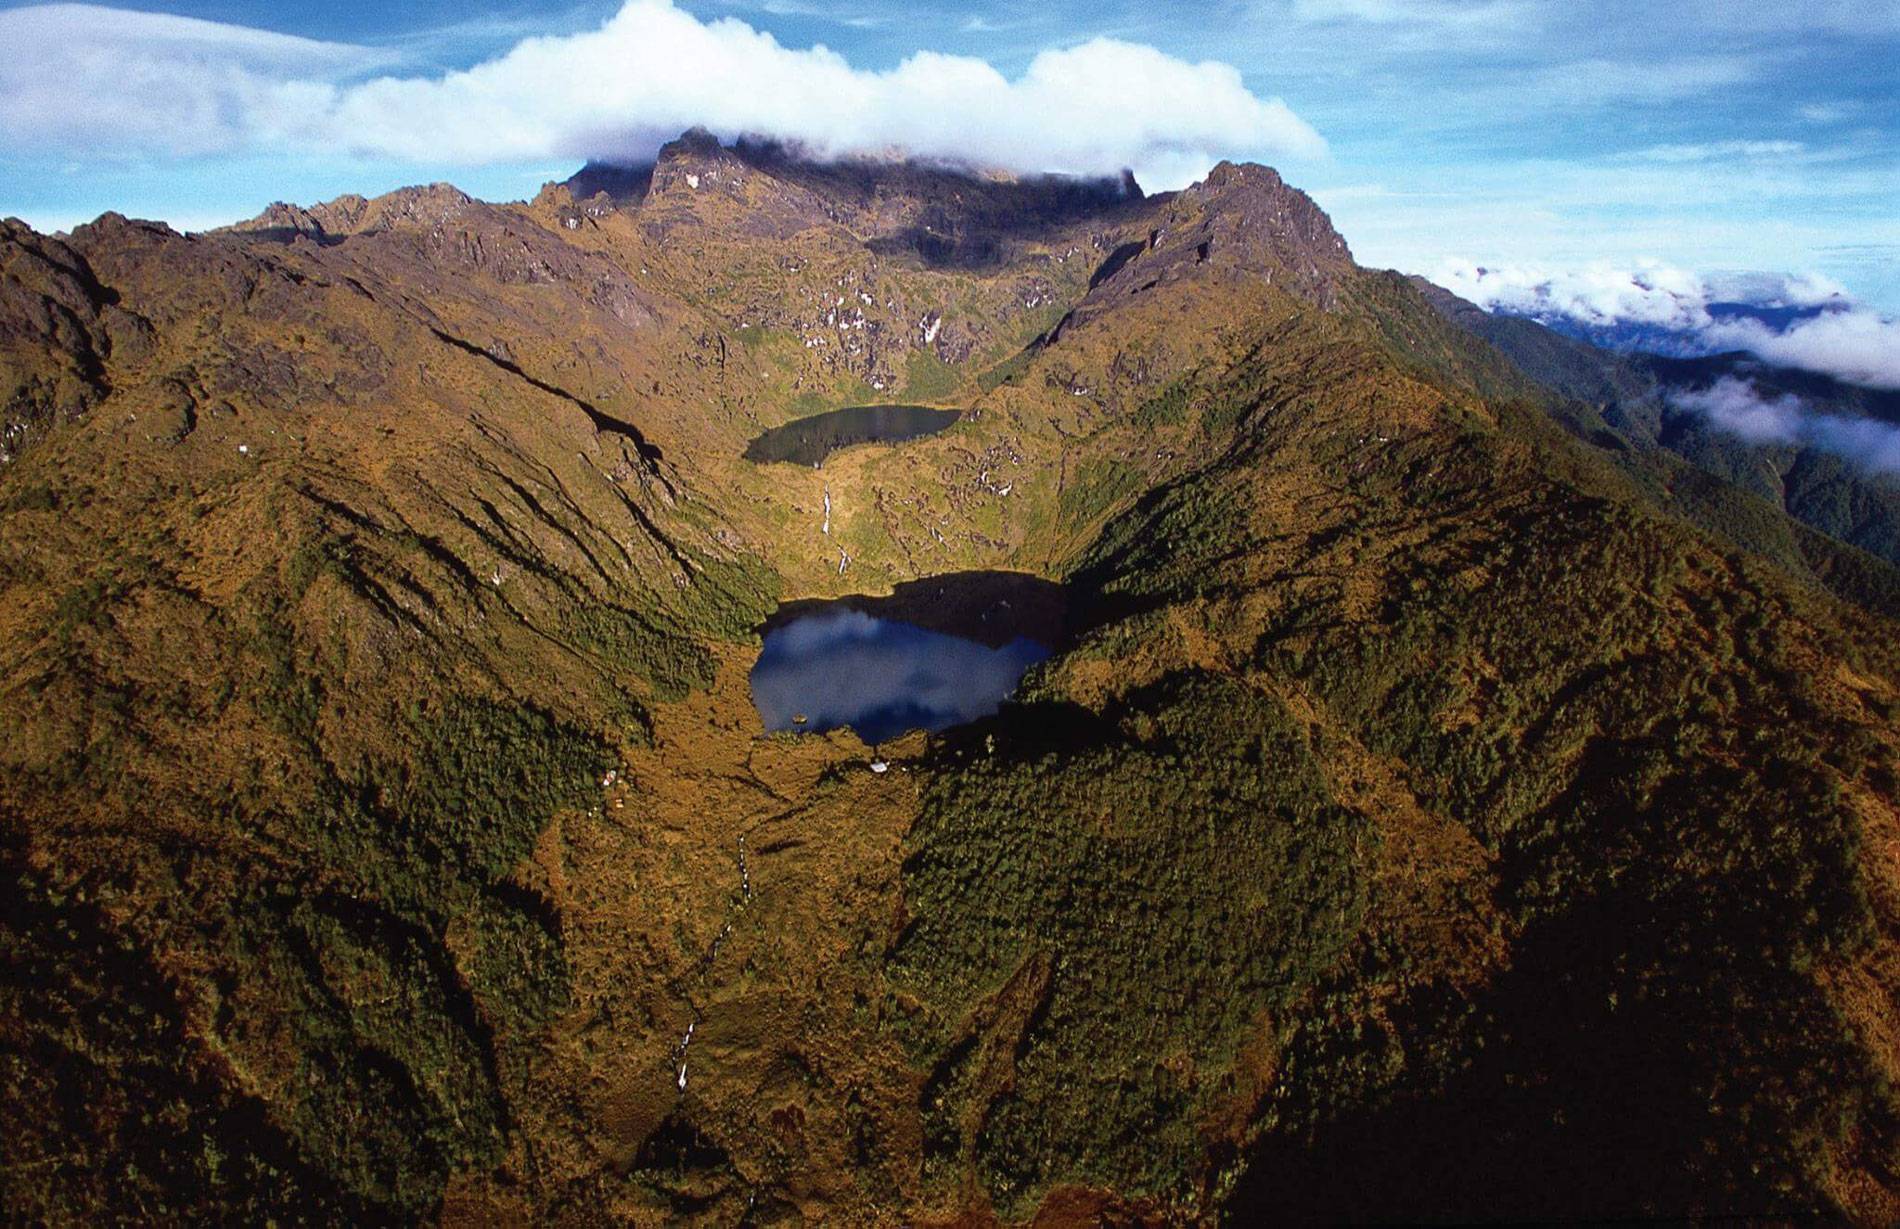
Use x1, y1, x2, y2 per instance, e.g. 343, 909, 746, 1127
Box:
1436, 260, 1900, 390
1669, 376, 1900, 474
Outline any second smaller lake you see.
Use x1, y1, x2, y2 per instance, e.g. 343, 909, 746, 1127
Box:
744, 405, 960, 467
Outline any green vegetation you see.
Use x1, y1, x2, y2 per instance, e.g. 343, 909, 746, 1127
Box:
894, 673, 1371, 1211
237, 678, 608, 1209
1057, 456, 1144, 534
4, 483, 59, 513
212, 879, 509, 1214
399, 699, 605, 880
3, 507, 635, 1218
976, 345, 1035, 393
1251, 541, 1892, 1212
0, 853, 372, 1223
50, 574, 121, 647
1133, 375, 1195, 428
565, 602, 715, 699
1053, 342, 1897, 1216
902, 349, 961, 401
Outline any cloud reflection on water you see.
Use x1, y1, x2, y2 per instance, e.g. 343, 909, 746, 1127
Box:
750, 609, 1050, 744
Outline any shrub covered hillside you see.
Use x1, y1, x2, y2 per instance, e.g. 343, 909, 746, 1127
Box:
894, 302, 1900, 1220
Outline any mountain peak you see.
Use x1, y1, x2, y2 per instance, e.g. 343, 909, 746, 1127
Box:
1033, 156, 1355, 312
664, 125, 726, 158
1190, 160, 1347, 254
227, 183, 475, 240
548, 128, 1150, 262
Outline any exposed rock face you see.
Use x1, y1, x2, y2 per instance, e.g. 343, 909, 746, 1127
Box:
230, 186, 478, 242
0, 218, 157, 465
226, 201, 332, 240
3, 131, 1899, 1227
596, 129, 1146, 259
1177, 160, 1354, 299
1053, 158, 1355, 344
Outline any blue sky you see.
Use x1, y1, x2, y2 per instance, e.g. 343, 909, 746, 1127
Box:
2, 0, 1896, 311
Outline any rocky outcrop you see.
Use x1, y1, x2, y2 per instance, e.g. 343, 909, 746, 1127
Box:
1076, 160, 1354, 313
555, 128, 1147, 262
227, 185, 476, 242
0, 219, 153, 465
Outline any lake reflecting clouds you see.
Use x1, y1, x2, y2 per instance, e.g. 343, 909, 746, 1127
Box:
750, 609, 1049, 743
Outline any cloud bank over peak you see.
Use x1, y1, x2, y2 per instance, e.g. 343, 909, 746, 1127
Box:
0, 1, 1323, 187
1433, 260, 1900, 390
1669, 377, 1900, 474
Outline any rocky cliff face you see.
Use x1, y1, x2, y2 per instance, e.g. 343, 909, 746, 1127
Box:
2, 133, 1898, 1225
0, 218, 152, 464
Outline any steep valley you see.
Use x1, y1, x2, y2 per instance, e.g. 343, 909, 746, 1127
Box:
2, 132, 1898, 1223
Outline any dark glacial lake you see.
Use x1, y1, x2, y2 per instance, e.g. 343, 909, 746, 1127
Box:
749, 573, 1065, 744
743, 404, 960, 466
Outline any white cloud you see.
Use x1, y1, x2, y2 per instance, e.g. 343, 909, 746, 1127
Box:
737, 1, 890, 29
1797, 101, 1863, 124
1318, 143, 1900, 314
1283, 0, 1532, 41
1704, 311, 1900, 391
0, 3, 380, 70
1669, 377, 1900, 473
1675, 0, 1900, 37
1432, 259, 1900, 390
1433, 258, 1713, 330
1669, 377, 1805, 445
1522, 55, 1758, 107
1290, 0, 1520, 23
0, 1, 1323, 186
1704, 269, 1849, 306
0, 4, 391, 157
1631, 139, 1804, 163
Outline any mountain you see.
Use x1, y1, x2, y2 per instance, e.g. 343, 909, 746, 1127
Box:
2, 133, 1897, 1224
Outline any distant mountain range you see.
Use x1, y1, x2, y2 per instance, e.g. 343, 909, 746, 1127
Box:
1415, 276, 1900, 579
1488, 295, 1849, 358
